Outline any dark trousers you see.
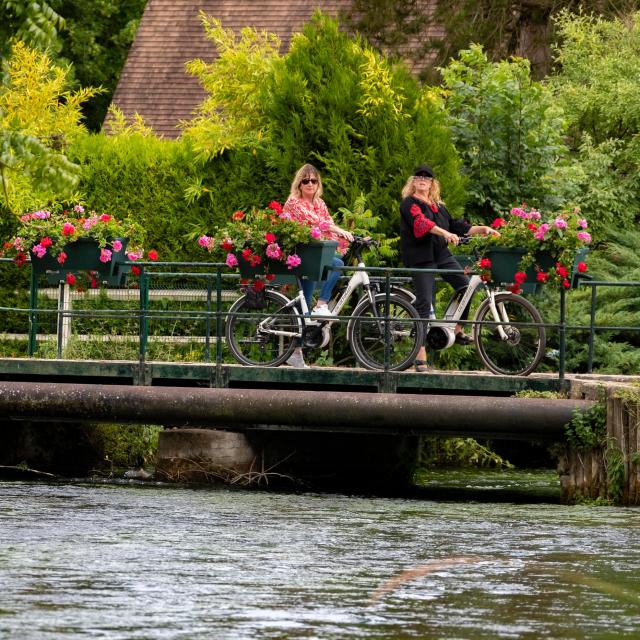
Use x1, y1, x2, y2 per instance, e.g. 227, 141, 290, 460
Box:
411, 254, 470, 324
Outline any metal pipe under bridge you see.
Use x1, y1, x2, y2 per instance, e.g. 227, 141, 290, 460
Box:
0, 381, 591, 441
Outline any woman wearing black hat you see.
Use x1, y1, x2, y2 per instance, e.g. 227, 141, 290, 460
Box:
399, 165, 498, 372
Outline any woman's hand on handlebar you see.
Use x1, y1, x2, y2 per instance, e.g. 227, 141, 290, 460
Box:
444, 231, 460, 246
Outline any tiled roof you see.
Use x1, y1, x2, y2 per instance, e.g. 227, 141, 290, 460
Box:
108, 0, 441, 139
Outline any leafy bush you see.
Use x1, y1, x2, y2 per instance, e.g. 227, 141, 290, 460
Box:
550, 11, 640, 241
184, 12, 465, 244
439, 45, 566, 221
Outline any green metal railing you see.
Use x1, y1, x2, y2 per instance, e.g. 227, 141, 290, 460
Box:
0, 256, 637, 377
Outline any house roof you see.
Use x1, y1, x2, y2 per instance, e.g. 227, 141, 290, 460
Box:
108, 0, 440, 139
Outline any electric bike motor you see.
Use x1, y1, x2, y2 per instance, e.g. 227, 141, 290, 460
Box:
425, 322, 456, 350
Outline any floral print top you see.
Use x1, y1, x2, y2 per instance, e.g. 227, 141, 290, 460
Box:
283, 196, 348, 254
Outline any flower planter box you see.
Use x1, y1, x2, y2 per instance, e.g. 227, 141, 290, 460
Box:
238, 240, 338, 282
485, 247, 529, 286
31, 237, 130, 286
486, 246, 588, 292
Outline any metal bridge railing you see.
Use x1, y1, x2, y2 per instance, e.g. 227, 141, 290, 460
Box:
0, 256, 636, 377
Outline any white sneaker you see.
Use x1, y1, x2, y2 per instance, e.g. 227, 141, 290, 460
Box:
311, 303, 335, 317
285, 351, 309, 368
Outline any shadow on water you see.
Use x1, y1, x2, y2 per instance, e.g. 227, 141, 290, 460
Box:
0, 466, 562, 503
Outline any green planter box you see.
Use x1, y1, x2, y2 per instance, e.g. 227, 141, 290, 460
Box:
30, 237, 130, 286
238, 240, 339, 282
485, 247, 528, 286
486, 246, 588, 292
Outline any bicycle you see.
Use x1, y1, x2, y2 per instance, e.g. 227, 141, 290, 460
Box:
394, 239, 547, 376
225, 237, 424, 371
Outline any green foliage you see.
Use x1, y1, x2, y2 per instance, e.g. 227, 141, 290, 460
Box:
0, 41, 94, 213
439, 44, 566, 221
88, 423, 162, 469
185, 12, 465, 245
69, 132, 217, 261
536, 229, 640, 373
420, 436, 514, 469
515, 390, 561, 398
564, 392, 607, 450
605, 438, 625, 504
0, 1, 65, 56
50, 0, 147, 131
264, 13, 464, 240
183, 12, 282, 159
335, 194, 398, 264
550, 11, 640, 241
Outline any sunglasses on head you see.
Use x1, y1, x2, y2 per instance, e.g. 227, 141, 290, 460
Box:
301, 178, 319, 185
413, 174, 432, 180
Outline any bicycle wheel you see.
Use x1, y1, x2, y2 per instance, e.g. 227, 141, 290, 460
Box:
347, 292, 424, 371
225, 290, 299, 366
474, 292, 546, 376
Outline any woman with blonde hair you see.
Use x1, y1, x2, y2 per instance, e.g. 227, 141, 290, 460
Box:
399, 164, 498, 372
282, 163, 353, 368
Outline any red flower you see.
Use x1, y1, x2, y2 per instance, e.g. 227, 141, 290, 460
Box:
527, 223, 538, 231
40, 236, 53, 248
57, 252, 67, 265
556, 264, 568, 278
242, 248, 253, 260
253, 279, 266, 291
536, 271, 549, 283
577, 261, 587, 273
147, 249, 158, 261
221, 239, 234, 251
267, 201, 283, 214
14, 252, 27, 267
264, 232, 276, 243
480, 274, 491, 282
62, 223, 76, 236
562, 278, 571, 289
90, 278, 99, 289
99, 214, 111, 222
232, 210, 245, 221
131, 266, 141, 276
65, 273, 76, 286
249, 255, 261, 266
3, 241, 13, 249
491, 218, 506, 228
507, 283, 522, 294
479, 258, 492, 269
265, 273, 276, 281
514, 271, 527, 284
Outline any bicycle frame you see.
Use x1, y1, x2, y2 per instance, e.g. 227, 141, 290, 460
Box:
427, 274, 511, 348
255, 258, 376, 339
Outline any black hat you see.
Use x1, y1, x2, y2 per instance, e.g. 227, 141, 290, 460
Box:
413, 164, 434, 178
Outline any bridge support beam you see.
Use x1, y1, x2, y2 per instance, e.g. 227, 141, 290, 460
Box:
0, 381, 591, 440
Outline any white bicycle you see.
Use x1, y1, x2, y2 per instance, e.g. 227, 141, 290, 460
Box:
392, 240, 547, 376
225, 237, 423, 371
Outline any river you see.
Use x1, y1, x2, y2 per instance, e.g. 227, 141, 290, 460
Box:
1, 474, 640, 639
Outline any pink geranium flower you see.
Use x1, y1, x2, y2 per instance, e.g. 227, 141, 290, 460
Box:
266, 243, 282, 259
286, 254, 301, 269
225, 253, 238, 268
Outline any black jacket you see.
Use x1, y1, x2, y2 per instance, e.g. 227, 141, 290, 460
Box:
399, 196, 470, 266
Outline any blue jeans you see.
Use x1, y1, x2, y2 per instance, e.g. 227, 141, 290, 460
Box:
301, 255, 343, 309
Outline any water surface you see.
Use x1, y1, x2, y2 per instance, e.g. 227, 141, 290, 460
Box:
1, 477, 639, 639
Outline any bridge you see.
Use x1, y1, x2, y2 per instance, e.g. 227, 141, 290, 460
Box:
0, 257, 638, 500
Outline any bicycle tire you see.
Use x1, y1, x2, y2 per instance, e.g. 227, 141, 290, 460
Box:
474, 292, 546, 376
347, 292, 424, 371
225, 290, 299, 366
